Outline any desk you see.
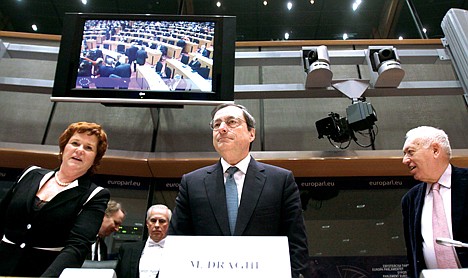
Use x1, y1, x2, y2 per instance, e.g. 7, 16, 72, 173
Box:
165, 58, 211, 92
145, 49, 162, 65
195, 37, 213, 48
123, 31, 155, 40
162, 36, 197, 54
101, 49, 128, 64
84, 34, 105, 44
107, 35, 183, 59
86, 39, 96, 50
102, 40, 130, 52
136, 65, 170, 91
207, 46, 213, 59
156, 36, 183, 58
184, 41, 198, 53
163, 43, 183, 59
159, 36, 180, 46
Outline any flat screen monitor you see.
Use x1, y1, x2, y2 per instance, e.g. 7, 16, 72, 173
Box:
51, 13, 236, 107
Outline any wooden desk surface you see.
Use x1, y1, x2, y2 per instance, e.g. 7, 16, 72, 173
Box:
165, 58, 211, 91
136, 65, 169, 91
1, 143, 467, 178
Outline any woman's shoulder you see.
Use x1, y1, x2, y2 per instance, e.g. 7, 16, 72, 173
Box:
17, 165, 51, 182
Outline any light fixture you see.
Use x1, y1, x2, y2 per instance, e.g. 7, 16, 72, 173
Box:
366, 46, 405, 88
302, 45, 333, 88
352, 0, 362, 11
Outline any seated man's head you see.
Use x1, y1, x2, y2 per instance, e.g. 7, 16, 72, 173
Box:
98, 200, 126, 238
146, 204, 172, 243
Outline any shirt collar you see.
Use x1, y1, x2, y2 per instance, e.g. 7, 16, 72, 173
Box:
220, 154, 251, 175
426, 164, 452, 195
147, 237, 165, 248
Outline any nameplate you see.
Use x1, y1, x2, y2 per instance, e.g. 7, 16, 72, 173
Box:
59, 268, 116, 278
420, 268, 468, 278
159, 235, 291, 278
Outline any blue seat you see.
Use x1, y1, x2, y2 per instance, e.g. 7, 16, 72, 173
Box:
180, 54, 189, 65
155, 61, 163, 75
160, 45, 168, 56
164, 66, 173, 78
195, 67, 210, 79
116, 44, 125, 54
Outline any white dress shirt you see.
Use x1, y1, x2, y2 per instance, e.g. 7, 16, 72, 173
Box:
220, 155, 251, 206
139, 238, 165, 278
421, 164, 453, 269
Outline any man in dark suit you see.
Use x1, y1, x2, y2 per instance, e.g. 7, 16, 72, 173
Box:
168, 103, 311, 278
125, 43, 139, 72
135, 47, 148, 69
89, 200, 126, 261
198, 44, 209, 58
401, 126, 468, 278
115, 204, 172, 278
188, 58, 201, 70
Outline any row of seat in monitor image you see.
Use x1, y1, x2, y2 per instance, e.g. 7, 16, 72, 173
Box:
76, 19, 214, 92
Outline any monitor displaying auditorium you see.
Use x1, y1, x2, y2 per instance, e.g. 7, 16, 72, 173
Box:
52, 13, 236, 106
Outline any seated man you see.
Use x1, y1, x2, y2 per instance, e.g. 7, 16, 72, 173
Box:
88, 200, 126, 261
112, 63, 132, 89
115, 204, 172, 278
188, 58, 201, 70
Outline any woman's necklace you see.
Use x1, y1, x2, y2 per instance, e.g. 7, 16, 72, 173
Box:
55, 172, 72, 187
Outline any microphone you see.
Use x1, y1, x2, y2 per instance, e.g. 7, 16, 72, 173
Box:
436, 237, 468, 248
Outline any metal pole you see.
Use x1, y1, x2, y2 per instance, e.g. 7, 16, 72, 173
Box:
405, 0, 428, 39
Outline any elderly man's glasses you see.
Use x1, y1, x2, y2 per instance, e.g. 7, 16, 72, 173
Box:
209, 117, 245, 130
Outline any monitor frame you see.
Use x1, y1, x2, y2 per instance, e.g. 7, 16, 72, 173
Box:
51, 13, 236, 107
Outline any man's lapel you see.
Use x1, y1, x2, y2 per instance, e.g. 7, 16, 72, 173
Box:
451, 166, 468, 236
235, 159, 266, 235
205, 162, 231, 235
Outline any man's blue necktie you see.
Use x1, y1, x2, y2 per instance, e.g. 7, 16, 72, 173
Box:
225, 166, 239, 235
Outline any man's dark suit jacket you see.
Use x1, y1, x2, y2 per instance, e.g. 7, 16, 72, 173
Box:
115, 241, 146, 278
168, 157, 310, 278
125, 46, 139, 63
401, 165, 468, 278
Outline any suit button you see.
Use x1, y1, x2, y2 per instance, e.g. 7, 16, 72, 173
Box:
20, 243, 26, 248
27, 224, 32, 229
